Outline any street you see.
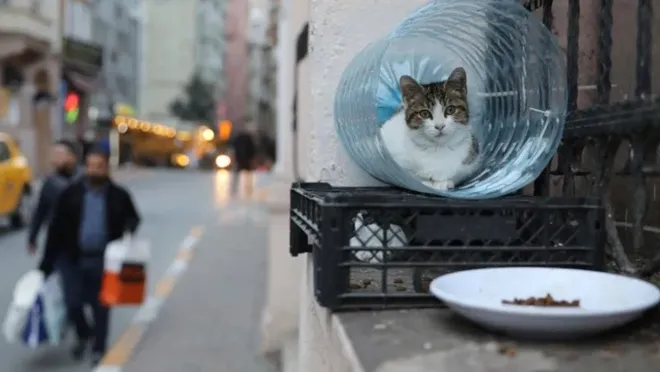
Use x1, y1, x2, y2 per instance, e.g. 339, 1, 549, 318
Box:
0, 168, 274, 372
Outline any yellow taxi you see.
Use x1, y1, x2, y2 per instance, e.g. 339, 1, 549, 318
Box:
0, 133, 33, 228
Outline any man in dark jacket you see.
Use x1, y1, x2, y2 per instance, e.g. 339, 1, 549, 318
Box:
39, 147, 141, 366
27, 140, 80, 255
231, 129, 256, 196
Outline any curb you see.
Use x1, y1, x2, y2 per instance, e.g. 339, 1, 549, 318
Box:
93, 226, 205, 372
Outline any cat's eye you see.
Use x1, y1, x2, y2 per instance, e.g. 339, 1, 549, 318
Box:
419, 110, 432, 119
445, 106, 457, 115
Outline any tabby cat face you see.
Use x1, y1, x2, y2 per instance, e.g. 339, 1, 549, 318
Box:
399, 67, 469, 142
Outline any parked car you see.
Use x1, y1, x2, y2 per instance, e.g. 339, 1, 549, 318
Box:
0, 133, 33, 228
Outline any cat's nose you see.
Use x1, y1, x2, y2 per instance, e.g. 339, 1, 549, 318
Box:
435, 124, 445, 131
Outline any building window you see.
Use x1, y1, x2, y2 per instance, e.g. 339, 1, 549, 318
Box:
30, 0, 42, 15
114, 3, 123, 18
117, 30, 130, 51
94, 19, 107, 45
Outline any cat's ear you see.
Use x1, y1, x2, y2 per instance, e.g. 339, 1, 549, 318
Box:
446, 67, 467, 94
399, 75, 424, 101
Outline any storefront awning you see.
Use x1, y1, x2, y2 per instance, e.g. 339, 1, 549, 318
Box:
64, 69, 99, 94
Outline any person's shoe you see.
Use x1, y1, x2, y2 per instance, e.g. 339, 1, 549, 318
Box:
70, 340, 87, 361
91, 352, 104, 367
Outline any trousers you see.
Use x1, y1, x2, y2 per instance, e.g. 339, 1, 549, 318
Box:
58, 256, 110, 353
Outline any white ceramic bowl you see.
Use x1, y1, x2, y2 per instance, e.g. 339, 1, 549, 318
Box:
430, 267, 660, 339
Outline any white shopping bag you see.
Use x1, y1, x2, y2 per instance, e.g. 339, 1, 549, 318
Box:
39, 273, 66, 346
3, 270, 66, 347
3, 270, 43, 344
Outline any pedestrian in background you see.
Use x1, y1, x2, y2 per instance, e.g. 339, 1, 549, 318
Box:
27, 140, 80, 255
231, 128, 256, 196
38, 147, 141, 366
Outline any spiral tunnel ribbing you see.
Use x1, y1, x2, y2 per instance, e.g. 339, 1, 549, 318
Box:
334, 0, 567, 199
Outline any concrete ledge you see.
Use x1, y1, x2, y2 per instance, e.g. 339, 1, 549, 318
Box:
312, 299, 660, 372
298, 255, 364, 372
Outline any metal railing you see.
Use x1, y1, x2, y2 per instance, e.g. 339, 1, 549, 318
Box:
531, 0, 660, 278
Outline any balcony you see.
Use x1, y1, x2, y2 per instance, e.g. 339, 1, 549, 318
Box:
0, 0, 53, 61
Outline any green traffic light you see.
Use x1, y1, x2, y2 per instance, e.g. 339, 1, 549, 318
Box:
66, 107, 79, 123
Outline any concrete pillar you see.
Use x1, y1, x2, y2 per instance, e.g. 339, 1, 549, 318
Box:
259, 0, 306, 361
273, 0, 294, 178
296, 1, 429, 371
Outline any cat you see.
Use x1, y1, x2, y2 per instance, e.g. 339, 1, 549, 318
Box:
380, 67, 480, 191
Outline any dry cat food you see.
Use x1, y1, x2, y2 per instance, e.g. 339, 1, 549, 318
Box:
501, 293, 580, 307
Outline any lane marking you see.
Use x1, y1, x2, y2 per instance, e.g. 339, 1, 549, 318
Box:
95, 225, 204, 372
132, 297, 164, 325
101, 326, 145, 365
153, 276, 176, 298
176, 248, 193, 261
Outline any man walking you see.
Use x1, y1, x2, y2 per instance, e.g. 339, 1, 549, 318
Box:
231, 128, 256, 196
27, 140, 80, 255
39, 147, 141, 366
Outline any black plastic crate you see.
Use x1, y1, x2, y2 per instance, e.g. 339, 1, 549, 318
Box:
290, 182, 606, 311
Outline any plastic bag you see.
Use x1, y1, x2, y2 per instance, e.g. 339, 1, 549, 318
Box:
39, 273, 66, 346
3, 270, 43, 344
100, 234, 150, 306
351, 212, 407, 263
3, 270, 66, 347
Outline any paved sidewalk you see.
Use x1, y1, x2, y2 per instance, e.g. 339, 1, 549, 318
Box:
119, 202, 276, 372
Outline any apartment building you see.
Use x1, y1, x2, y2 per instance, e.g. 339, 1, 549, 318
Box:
196, 0, 225, 94
223, 0, 249, 129
247, 0, 278, 137
90, 0, 144, 123
0, 0, 62, 175
141, 0, 225, 128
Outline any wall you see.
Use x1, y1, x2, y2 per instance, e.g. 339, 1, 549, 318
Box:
0, 0, 62, 175
273, 0, 308, 178
260, 1, 307, 370
141, 0, 197, 125
264, 0, 430, 370
300, 0, 433, 370
64, 0, 92, 41
0, 0, 55, 47
247, 0, 267, 123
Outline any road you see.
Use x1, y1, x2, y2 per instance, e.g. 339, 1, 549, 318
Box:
0, 168, 273, 372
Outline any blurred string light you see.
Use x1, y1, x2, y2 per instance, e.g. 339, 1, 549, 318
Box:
113, 115, 179, 138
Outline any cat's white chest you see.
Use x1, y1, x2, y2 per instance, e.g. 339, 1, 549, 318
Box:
409, 142, 469, 180
380, 113, 478, 188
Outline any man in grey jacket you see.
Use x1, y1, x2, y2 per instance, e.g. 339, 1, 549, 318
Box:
27, 140, 80, 255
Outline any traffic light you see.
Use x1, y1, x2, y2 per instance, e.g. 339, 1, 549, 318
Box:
64, 92, 79, 123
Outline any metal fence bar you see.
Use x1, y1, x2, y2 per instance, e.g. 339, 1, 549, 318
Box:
566, 0, 580, 112
596, 0, 613, 105
635, 0, 652, 97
